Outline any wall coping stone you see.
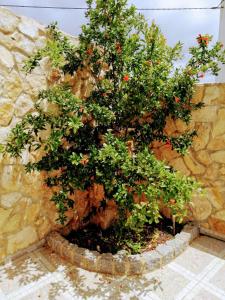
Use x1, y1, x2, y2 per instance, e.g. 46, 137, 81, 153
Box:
46, 223, 199, 276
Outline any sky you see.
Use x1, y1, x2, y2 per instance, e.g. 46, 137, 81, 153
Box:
0, 0, 222, 82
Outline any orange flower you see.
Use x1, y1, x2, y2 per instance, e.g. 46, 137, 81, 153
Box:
165, 140, 172, 149
80, 155, 89, 165
174, 96, 180, 103
123, 74, 129, 81
115, 42, 122, 54
197, 34, 209, 46
86, 48, 93, 55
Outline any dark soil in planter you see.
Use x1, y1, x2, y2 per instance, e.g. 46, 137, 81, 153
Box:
66, 217, 184, 255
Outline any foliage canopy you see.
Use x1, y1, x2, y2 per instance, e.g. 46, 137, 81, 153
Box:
3, 0, 225, 233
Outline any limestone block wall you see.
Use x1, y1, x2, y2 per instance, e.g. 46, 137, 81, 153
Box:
154, 84, 225, 239
0, 7, 52, 262
0, 8, 92, 263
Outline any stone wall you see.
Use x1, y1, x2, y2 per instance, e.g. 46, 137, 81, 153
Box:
0, 8, 225, 263
154, 84, 225, 239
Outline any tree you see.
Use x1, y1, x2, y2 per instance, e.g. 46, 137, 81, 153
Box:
2, 0, 225, 234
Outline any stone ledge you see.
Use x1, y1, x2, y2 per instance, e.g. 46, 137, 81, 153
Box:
46, 223, 199, 276
0, 238, 45, 265
200, 227, 225, 242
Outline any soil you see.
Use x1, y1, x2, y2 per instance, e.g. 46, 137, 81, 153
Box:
66, 217, 184, 255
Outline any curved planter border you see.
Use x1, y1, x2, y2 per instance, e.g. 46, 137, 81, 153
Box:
46, 223, 199, 276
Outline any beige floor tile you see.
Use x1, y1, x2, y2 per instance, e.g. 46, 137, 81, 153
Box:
209, 264, 225, 292
143, 267, 190, 300
185, 288, 222, 300
173, 246, 215, 275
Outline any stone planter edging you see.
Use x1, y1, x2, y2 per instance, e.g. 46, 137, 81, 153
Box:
46, 223, 199, 275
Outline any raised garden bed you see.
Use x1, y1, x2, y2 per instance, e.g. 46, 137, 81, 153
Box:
46, 223, 199, 275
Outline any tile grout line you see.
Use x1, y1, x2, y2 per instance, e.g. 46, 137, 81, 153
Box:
198, 281, 225, 299
201, 259, 225, 282
169, 257, 224, 300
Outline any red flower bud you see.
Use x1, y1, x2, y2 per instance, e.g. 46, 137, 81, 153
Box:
86, 48, 93, 55
198, 73, 204, 78
123, 74, 129, 81
165, 140, 172, 149
175, 96, 180, 103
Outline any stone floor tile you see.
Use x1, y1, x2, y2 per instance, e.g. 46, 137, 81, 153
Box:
0, 254, 48, 296
0, 236, 225, 300
184, 288, 222, 300
143, 266, 190, 300
172, 246, 215, 275
209, 264, 225, 292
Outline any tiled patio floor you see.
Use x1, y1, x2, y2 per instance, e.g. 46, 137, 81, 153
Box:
0, 235, 225, 300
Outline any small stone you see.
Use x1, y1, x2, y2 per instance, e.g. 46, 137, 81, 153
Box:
203, 85, 220, 105
0, 45, 14, 71
170, 157, 190, 176
12, 51, 27, 66
72, 247, 87, 268
207, 136, 225, 151
192, 196, 212, 221
0, 31, 14, 49
165, 239, 182, 256
204, 163, 219, 180
192, 84, 204, 104
206, 188, 224, 210
214, 210, 225, 222
182, 224, 199, 240
97, 253, 115, 274
0, 8, 19, 33
25, 73, 48, 96
195, 150, 212, 166
184, 154, 205, 175
0, 126, 11, 144
113, 251, 128, 275
3, 70, 23, 101
12, 32, 36, 56
0, 165, 23, 192
175, 119, 195, 132
141, 250, 161, 273
18, 16, 44, 40
24, 203, 40, 224
2, 214, 21, 234
7, 226, 38, 255
0, 192, 22, 208
37, 218, 51, 239
211, 151, 225, 164
173, 236, 188, 251
127, 254, 143, 275
212, 108, 225, 137
82, 249, 99, 272
155, 244, 174, 265
0, 207, 12, 228
192, 106, 217, 122
0, 98, 14, 126
14, 94, 34, 117
192, 123, 211, 151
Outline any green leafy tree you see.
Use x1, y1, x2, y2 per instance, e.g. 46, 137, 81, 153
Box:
2, 0, 225, 234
